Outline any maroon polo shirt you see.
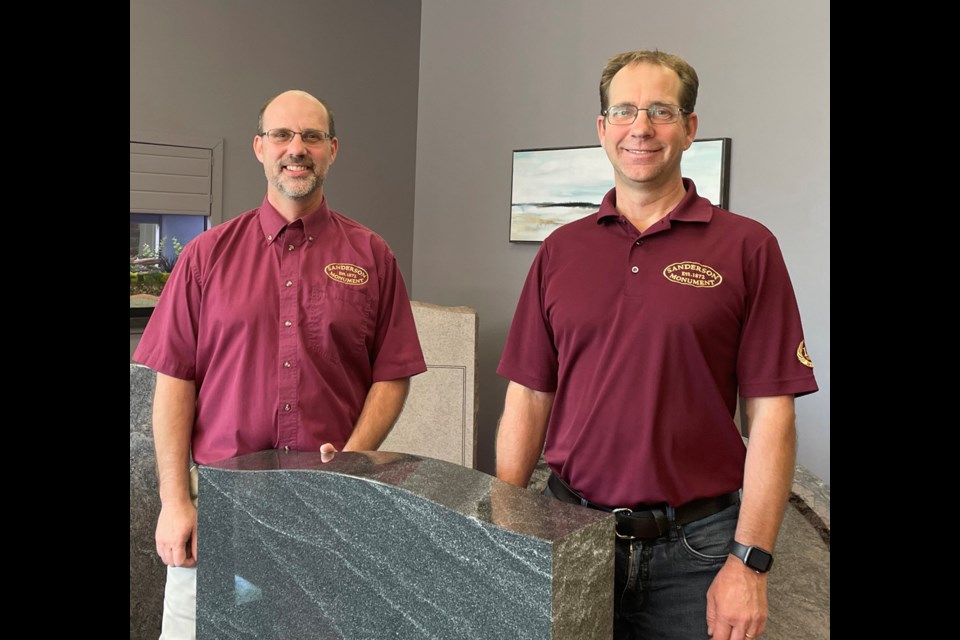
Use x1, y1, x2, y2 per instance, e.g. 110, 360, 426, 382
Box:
133, 197, 427, 465
497, 180, 818, 508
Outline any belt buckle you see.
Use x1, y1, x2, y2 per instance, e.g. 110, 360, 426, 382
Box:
612, 507, 636, 540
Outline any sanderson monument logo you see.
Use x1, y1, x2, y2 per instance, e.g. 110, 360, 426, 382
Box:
324, 263, 369, 286
662, 261, 722, 288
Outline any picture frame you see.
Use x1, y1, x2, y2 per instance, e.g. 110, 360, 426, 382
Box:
509, 138, 731, 242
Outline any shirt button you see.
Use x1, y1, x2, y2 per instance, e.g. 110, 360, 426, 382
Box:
284, 403, 292, 412
267, 235, 273, 241
283, 361, 292, 368
284, 320, 293, 327
631, 266, 639, 273
308, 236, 314, 241
287, 244, 295, 251
285, 280, 293, 287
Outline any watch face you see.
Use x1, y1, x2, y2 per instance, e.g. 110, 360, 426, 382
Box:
747, 547, 773, 572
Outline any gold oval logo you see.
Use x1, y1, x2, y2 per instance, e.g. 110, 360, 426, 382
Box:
796, 340, 814, 368
324, 263, 369, 286
662, 261, 722, 288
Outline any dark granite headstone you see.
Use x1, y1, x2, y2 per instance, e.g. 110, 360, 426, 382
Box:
197, 450, 614, 639
130, 364, 165, 640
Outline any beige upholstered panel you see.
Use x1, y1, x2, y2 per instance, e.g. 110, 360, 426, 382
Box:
381, 301, 479, 468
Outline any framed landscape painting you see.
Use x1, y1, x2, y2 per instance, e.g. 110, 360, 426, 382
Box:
509, 138, 730, 242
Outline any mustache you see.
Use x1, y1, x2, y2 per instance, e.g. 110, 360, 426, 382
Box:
280, 155, 314, 168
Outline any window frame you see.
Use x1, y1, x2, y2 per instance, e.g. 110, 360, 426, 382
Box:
130, 130, 224, 318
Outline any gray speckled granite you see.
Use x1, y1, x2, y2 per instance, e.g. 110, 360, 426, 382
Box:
130, 364, 165, 640
767, 464, 829, 639
791, 465, 830, 535
197, 450, 614, 640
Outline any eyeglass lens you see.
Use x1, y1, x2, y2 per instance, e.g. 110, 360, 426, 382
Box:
264, 129, 330, 145
606, 105, 681, 125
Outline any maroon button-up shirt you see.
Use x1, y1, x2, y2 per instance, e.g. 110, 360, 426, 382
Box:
134, 197, 426, 465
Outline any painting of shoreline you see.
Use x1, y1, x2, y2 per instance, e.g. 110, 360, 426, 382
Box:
509, 139, 730, 242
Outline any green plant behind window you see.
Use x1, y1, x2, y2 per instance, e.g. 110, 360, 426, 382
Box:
130, 237, 184, 298
130, 236, 183, 273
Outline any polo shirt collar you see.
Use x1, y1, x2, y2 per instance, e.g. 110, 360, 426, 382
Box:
258, 196, 332, 244
595, 178, 714, 225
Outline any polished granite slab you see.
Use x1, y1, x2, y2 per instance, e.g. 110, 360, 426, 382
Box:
197, 450, 615, 639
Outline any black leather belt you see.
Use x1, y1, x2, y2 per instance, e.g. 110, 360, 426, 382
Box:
547, 472, 739, 541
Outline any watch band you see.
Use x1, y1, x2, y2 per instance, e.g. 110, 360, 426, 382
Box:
730, 540, 774, 573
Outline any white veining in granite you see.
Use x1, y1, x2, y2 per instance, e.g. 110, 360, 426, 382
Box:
197, 450, 614, 640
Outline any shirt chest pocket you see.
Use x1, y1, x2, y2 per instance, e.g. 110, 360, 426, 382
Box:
304, 286, 374, 364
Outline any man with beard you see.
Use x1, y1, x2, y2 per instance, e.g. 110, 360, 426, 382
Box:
132, 89, 427, 639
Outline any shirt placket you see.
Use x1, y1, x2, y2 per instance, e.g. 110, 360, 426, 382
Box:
276, 223, 305, 450
625, 228, 647, 298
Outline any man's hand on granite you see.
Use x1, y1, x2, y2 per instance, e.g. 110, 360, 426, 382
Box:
320, 442, 338, 463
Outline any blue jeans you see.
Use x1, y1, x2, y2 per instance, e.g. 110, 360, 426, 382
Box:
613, 501, 740, 639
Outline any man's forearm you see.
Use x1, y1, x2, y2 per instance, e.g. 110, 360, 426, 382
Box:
344, 378, 411, 451
495, 381, 554, 488
736, 395, 797, 551
152, 372, 197, 506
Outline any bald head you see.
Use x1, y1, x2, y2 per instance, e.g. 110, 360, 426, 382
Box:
258, 90, 336, 139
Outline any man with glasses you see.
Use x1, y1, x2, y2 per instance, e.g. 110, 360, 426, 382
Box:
133, 89, 427, 639
495, 50, 818, 640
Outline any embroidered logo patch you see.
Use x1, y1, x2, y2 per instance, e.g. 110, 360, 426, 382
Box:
662, 261, 722, 288
324, 263, 369, 286
796, 340, 814, 368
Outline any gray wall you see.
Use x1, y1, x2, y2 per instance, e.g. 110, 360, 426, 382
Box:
412, 0, 830, 484
130, 0, 422, 282
131, 0, 830, 486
